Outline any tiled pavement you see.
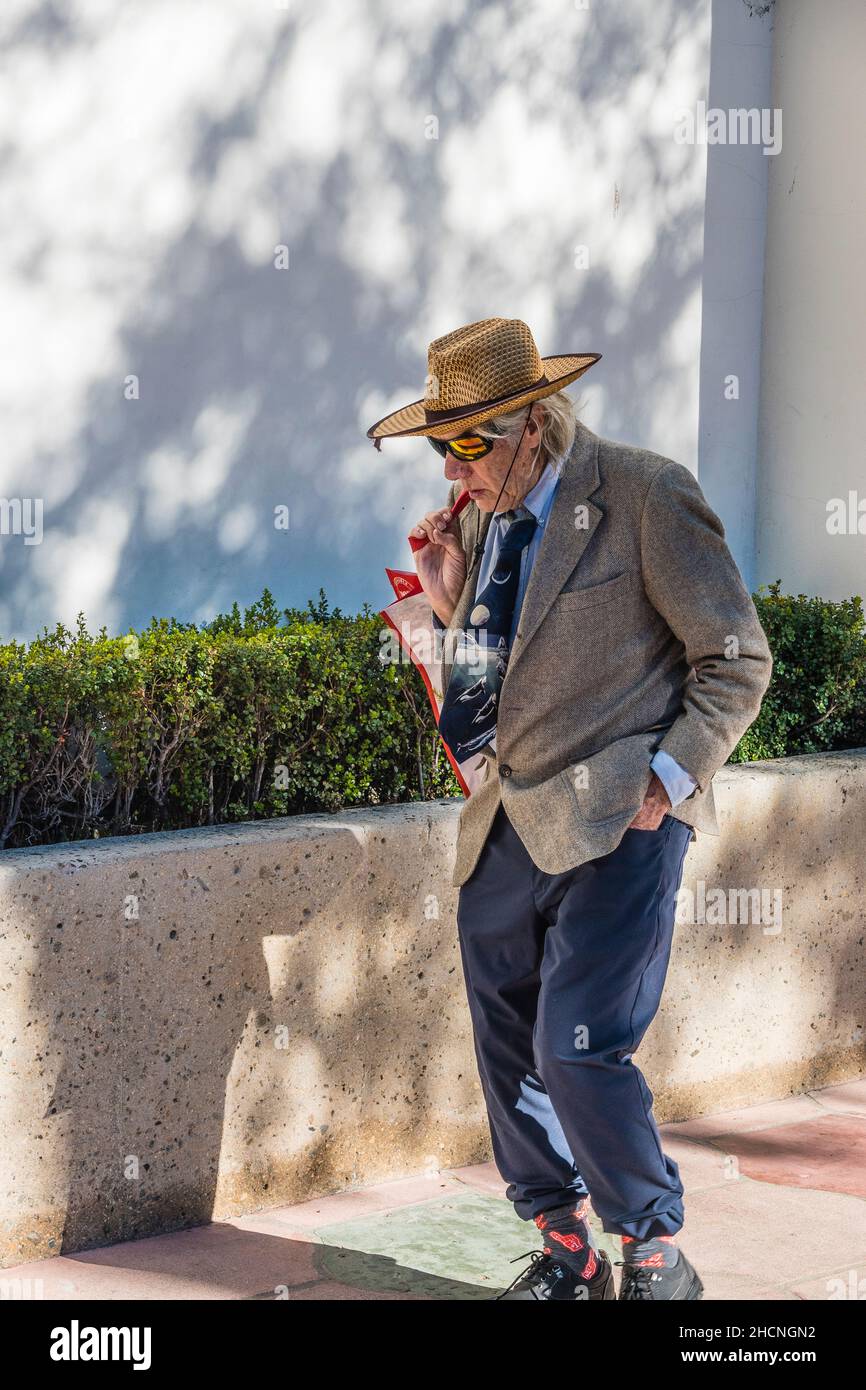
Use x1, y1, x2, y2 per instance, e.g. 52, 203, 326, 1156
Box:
3, 1080, 864, 1301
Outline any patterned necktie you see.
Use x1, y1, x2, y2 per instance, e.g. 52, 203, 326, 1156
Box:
438, 506, 538, 760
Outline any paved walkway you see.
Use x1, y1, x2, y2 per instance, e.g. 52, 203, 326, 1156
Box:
4, 1080, 864, 1300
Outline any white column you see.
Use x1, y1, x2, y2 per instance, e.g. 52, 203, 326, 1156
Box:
755, 0, 866, 601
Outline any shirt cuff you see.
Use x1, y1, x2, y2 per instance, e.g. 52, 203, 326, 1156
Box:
651, 749, 697, 808
431, 610, 447, 630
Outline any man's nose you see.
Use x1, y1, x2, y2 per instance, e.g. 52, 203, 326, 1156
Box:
443, 457, 471, 483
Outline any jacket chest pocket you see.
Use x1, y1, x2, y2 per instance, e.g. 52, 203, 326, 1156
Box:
551, 569, 635, 612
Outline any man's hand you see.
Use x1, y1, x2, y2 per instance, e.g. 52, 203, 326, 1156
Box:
411, 505, 467, 625
628, 771, 672, 830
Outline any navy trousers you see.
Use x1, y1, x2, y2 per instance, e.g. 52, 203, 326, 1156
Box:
456, 801, 694, 1240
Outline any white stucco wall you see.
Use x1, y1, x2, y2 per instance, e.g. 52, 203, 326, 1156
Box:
755, 0, 866, 603
1, 0, 721, 640
2, 2, 808, 638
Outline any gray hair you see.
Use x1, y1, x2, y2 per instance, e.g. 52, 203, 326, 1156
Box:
476, 390, 577, 465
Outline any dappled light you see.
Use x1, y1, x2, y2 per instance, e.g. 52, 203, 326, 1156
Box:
0, 0, 714, 640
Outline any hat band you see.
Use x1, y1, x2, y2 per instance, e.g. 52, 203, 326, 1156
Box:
423, 372, 549, 424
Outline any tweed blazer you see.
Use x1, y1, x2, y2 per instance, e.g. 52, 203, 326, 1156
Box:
438, 419, 773, 888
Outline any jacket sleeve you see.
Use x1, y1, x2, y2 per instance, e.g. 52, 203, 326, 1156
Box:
639, 460, 773, 792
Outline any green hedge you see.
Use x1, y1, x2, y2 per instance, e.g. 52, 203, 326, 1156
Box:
732, 582, 866, 762
0, 582, 863, 850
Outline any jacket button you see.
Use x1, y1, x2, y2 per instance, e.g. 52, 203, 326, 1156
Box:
500, 763, 512, 777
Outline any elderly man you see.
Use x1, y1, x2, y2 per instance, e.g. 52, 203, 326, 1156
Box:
367, 318, 773, 1301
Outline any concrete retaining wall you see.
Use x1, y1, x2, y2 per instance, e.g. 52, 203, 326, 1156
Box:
1, 750, 864, 1266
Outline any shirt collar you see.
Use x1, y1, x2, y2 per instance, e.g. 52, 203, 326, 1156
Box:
495, 455, 562, 522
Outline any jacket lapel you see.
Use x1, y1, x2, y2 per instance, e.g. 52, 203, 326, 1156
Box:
503, 420, 603, 680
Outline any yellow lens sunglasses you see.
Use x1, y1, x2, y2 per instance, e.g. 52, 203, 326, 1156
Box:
427, 433, 495, 461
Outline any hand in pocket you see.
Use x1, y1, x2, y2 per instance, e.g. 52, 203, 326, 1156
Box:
627, 771, 671, 830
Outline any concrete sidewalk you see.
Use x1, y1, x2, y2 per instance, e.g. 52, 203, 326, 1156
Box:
3, 1080, 864, 1300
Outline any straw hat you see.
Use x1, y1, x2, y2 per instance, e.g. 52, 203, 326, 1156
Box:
366, 317, 600, 447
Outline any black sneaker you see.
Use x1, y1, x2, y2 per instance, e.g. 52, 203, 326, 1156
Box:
493, 1248, 615, 1301
617, 1248, 704, 1301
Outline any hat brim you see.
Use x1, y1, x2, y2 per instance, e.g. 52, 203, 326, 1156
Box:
366, 353, 601, 442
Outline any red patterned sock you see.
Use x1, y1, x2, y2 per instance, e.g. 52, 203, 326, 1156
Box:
621, 1233, 680, 1269
534, 1197, 600, 1280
